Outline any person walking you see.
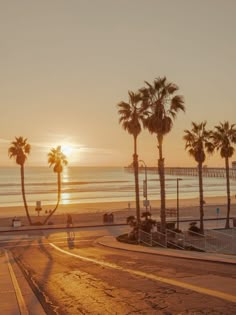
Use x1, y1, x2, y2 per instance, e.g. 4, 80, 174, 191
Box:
66, 213, 73, 228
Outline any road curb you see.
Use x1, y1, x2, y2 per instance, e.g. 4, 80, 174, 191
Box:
97, 236, 236, 265
5, 250, 29, 315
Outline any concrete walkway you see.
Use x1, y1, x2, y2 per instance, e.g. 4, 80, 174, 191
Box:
0, 249, 46, 315
0, 250, 22, 314
97, 235, 236, 265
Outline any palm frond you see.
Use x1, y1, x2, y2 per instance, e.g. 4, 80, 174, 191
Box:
183, 122, 212, 163
8, 136, 31, 165
117, 90, 144, 138
171, 95, 185, 113
48, 145, 68, 173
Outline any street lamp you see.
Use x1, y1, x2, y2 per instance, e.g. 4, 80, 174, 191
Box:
139, 160, 148, 213
176, 178, 182, 230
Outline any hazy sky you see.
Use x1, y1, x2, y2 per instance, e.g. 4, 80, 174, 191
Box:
1, 0, 236, 167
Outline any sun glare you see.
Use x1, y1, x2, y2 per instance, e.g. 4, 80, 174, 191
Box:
61, 144, 73, 157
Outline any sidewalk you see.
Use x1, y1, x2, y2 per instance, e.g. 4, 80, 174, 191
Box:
0, 249, 46, 315
97, 235, 236, 265
0, 222, 127, 233
0, 250, 22, 314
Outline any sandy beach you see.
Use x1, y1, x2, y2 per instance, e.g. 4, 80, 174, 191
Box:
0, 195, 236, 228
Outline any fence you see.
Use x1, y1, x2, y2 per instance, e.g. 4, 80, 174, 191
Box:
138, 227, 236, 255
139, 229, 167, 248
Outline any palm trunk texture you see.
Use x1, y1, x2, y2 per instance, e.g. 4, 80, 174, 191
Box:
21, 165, 32, 225
158, 136, 166, 232
43, 172, 61, 225
225, 157, 231, 229
133, 136, 140, 224
198, 162, 204, 234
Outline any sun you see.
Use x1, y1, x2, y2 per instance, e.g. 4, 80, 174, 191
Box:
61, 144, 73, 157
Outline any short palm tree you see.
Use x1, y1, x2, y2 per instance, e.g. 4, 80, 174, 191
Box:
183, 122, 214, 233
140, 77, 185, 232
43, 146, 68, 225
211, 122, 236, 228
118, 91, 145, 224
8, 137, 32, 225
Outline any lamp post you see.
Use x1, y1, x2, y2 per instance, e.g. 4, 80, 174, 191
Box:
176, 178, 182, 230
139, 160, 148, 213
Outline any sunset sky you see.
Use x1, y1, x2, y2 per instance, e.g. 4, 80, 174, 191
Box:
1, 0, 236, 167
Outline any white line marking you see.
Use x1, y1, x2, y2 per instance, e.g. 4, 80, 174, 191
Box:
50, 243, 236, 303
5, 250, 29, 315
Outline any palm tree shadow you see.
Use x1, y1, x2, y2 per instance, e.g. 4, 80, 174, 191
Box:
32, 238, 63, 314
67, 231, 75, 249
8, 237, 53, 314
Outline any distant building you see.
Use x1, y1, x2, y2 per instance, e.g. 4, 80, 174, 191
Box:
232, 161, 236, 169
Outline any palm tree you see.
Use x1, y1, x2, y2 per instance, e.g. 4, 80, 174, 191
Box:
183, 122, 214, 233
8, 137, 32, 225
43, 146, 68, 225
211, 122, 236, 228
140, 77, 185, 232
118, 91, 145, 224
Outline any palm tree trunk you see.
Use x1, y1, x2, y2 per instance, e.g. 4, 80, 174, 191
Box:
20, 165, 32, 225
225, 157, 231, 228
198, 162, 204, 234
43, 172, 61, 225
133, 136, 140, 224
157, 135, 166, 233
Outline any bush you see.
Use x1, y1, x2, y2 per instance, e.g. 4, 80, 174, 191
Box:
116, 233, 138, 244
141, 218, 156, 233
126, 215, 136, 226
188, 222, 201, 234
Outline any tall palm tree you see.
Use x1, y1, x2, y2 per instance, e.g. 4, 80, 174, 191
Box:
140, 77, 185, 232
211, 122, 236, 228
183, 122, 214, 233
118, 91, 145, 224
43, 146, 68, 225
8, 137, 32, 225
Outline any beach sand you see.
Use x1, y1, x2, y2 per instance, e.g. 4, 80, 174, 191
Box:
0, 195, 236, 228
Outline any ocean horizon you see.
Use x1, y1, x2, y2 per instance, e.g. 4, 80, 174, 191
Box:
0, 166, 235, 208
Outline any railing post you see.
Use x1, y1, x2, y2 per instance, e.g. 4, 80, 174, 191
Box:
138, 229, 141, 244
232, 234, 234, 254
204, 231, 207, 251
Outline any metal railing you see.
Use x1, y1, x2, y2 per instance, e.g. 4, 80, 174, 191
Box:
139, 229, 167, 248
138, 227, 236, 254
183, 230, 206, 251
166, 229, 185, 250
204, 229, 236, 254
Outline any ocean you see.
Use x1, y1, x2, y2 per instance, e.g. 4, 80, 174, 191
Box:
0, 166, 235, 208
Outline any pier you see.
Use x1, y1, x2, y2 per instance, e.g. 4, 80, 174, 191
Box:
131, 166, 236, 179
164, 167, 236, 179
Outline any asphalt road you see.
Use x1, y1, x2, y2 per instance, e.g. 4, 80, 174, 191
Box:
1, 226, 236, 315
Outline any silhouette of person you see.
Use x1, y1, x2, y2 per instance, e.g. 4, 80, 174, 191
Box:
66, 213, 73, 228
